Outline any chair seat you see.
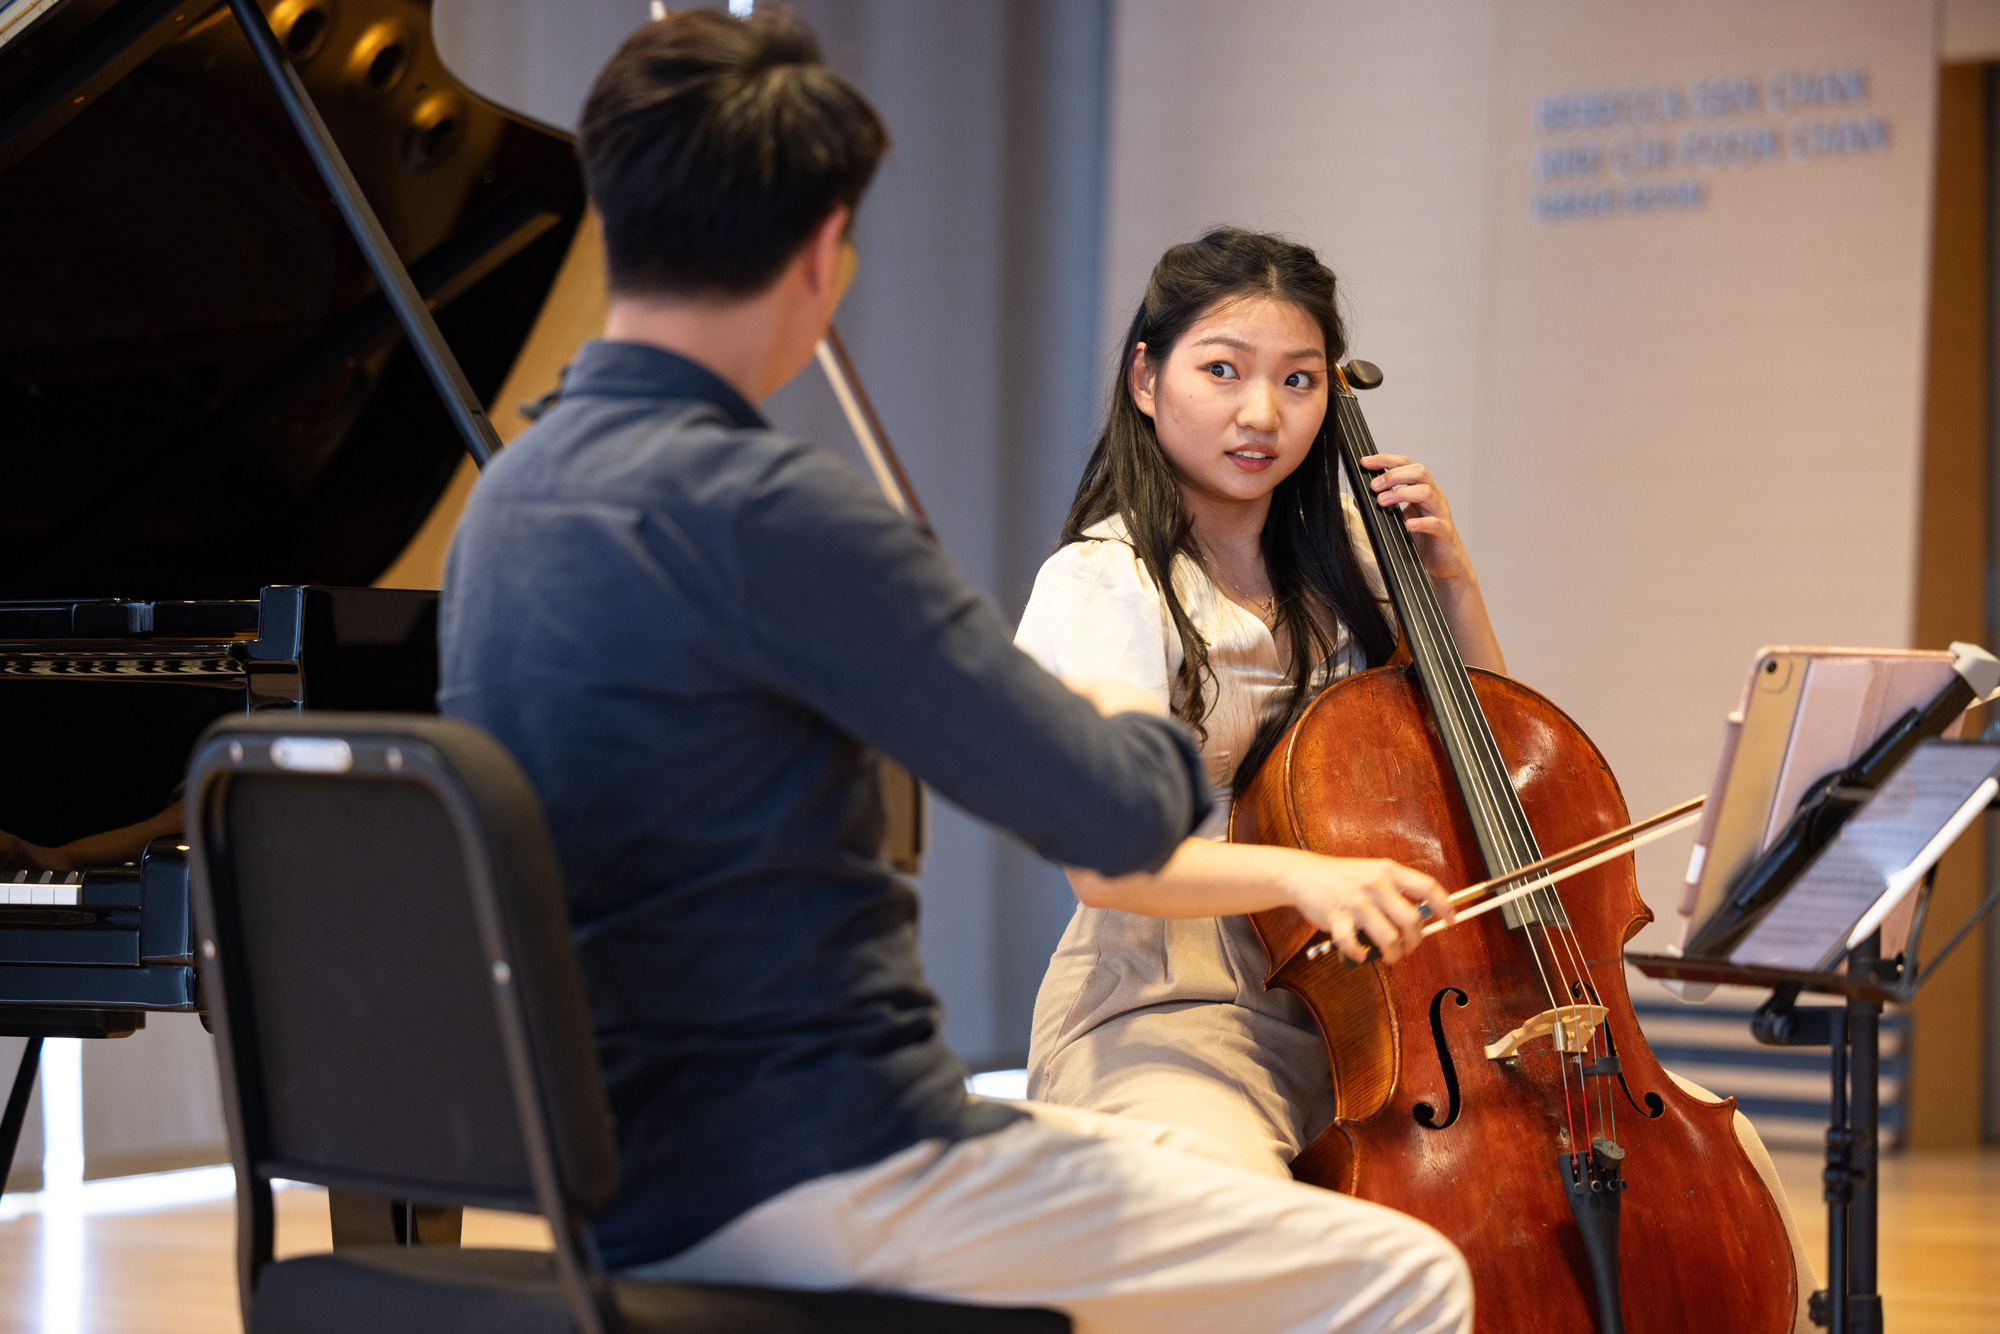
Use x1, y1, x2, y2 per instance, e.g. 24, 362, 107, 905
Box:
250, 1247, 1071, 1334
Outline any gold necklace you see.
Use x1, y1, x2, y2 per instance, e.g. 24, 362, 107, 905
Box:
1206, 560, 1276, 627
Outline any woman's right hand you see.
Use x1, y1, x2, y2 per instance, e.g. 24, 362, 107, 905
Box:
1277, 854, 1452, 964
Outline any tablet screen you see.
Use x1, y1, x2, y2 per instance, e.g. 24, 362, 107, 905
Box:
1727, 740, 2000, 971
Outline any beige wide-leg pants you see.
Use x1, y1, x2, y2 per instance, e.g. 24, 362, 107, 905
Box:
626, 1098, 1473, 1334
1034, 1012, 1820, 1334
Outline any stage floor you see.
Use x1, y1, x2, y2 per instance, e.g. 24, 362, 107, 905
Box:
0, 1150, 1988, 1331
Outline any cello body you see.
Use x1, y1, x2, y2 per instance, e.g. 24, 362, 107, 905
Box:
1231, 361, 1797, 1332
1235, 667, 1797, 1331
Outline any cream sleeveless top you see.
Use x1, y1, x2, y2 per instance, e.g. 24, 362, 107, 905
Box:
1015, 502, 1391, 1120
1014, 504, 1385, 833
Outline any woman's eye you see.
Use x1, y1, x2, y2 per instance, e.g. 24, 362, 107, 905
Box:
1286, 371, 1316, 389
1203, 362, 1238, 380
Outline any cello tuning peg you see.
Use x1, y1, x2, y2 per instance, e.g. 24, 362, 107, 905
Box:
1341, 359, 1384, 390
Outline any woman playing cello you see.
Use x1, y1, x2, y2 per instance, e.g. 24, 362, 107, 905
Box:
1015, 226, 1815, 1327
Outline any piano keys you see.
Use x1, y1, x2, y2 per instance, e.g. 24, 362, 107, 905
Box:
0, 585, 440, 1031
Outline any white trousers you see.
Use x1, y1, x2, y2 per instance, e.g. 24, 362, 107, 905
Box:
626, 1098, 1473, 1334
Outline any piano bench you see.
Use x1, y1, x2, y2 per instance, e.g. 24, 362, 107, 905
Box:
249, 1246, 1072, 1334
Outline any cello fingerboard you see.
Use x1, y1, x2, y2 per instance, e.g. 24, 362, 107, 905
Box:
1328, 371, 1569, 932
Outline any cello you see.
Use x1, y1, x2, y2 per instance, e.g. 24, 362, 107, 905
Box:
1232, 361, 1797, 1333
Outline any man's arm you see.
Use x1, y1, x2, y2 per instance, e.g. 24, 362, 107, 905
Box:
730, 446, 1208, 875
0, 802, 183, 876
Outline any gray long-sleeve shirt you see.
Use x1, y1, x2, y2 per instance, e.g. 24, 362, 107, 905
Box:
438, 340, 1209, 1267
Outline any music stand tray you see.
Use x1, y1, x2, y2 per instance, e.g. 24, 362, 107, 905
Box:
1630, 741, 2000, 1334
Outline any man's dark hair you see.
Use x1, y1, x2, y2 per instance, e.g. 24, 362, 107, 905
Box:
580, 6, 888, 297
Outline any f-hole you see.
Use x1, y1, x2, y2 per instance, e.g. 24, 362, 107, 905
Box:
1569, 980, 1665, 1120
1413, 987, 1469, 1130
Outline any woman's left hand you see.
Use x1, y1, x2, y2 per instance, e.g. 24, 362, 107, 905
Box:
1362, 454, 1473, 584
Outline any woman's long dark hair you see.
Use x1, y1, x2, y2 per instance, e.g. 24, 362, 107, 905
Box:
1061, 226, 1398, 789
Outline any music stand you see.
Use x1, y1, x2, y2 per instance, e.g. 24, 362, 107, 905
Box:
1631, 740, 2000, 1334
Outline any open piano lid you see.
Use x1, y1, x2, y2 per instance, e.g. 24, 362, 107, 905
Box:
0, 0, 586, 598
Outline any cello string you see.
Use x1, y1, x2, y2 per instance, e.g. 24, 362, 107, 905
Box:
1334, 421, 1612, 1129
1333, 407, 1591, 1137
1333, 394, 1592, 1136
1332, 398, 1591, 1069
1403, 531, 1595, 1143
1335, 402, 1554, 897
1333, 398, 1572, 988
1336, 398, 1550, 882
1345, 402, 1620, 1155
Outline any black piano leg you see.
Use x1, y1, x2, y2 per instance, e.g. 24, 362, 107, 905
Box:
0, 1037, 42, 1197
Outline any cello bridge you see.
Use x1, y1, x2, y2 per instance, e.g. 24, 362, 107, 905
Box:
1483, 1004, 1609, 1061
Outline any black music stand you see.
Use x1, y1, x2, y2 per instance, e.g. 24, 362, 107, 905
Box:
1631, 791, 2000, 1334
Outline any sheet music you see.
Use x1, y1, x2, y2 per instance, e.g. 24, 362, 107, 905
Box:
1730, 742, 2000, 971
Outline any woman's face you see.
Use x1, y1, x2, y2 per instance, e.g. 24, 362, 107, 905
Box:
1130, 294, 1328, 510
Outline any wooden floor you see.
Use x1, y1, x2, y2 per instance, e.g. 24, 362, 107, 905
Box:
0, 1187, 549, 1334
0, 1151, 1989, 1331
1771, 1149, 2000, 1333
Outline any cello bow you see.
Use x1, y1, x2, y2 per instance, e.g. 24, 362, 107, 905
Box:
815, 325, 929, 874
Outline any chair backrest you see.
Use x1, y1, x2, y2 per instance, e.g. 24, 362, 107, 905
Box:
187, 713, 620, 1317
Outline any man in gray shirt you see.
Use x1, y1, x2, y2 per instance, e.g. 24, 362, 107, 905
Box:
440, 10, 1468, 1332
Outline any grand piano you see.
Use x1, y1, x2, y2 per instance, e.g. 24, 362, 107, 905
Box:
0, 0, 585, 1050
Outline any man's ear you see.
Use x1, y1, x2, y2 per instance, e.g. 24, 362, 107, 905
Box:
1129, 343, 1158, 419
802, 207, 852, 301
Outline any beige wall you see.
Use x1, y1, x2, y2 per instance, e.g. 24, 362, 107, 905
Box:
81, 1015, 227, 1180
1481, 2, 1939, 945
1946, 0, 2000, 61
5, 1016, 225, 1189
1105, 1, 1497, 532
1111, 0, 1942, 951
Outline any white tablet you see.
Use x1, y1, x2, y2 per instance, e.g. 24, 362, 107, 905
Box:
1676, 647, 1957, 951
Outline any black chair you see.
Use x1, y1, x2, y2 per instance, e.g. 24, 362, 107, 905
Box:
186, 713, 1068, 1334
